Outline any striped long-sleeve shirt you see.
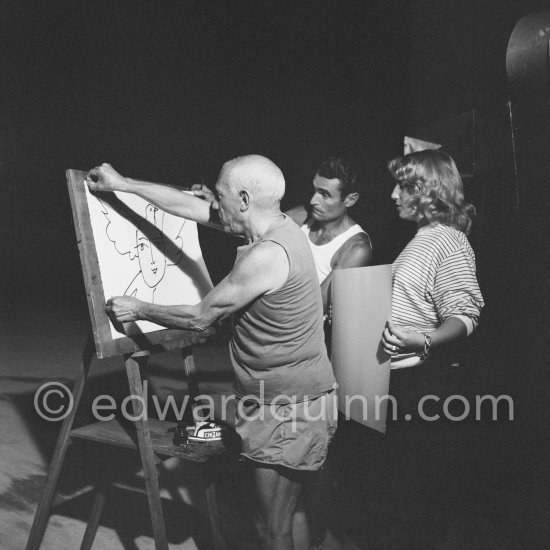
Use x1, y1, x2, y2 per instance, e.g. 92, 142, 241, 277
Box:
392, 223, 484, 337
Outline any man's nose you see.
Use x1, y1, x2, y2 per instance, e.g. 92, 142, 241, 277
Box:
309, 192, 319, 206
390, 185, 400, 200
212, 200, 220, 210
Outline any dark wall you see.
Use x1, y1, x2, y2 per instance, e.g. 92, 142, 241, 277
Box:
1, 0, 410, 297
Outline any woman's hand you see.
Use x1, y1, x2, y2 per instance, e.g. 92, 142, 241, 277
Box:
382, 321, 425, 356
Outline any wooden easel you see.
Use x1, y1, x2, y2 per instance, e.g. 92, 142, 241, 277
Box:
25, 170, 232, 548
26, 335, 229, 550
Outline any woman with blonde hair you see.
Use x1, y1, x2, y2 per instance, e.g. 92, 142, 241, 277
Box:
383, 149, 482, 362
380, 149, 484, 548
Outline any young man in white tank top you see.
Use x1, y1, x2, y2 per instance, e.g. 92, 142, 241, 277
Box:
286, 156, 373, 315
286, 156, 372, 550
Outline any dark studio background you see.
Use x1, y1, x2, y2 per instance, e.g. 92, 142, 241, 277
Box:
1, 0, 549, 546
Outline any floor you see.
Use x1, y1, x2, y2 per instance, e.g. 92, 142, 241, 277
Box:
1, 271, 547, 549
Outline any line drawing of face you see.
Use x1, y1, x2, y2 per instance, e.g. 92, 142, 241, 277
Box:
136, 205, 167, 288
94, 196, 184, 302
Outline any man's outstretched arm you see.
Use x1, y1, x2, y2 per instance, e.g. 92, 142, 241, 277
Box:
106, 240, 289, 331
86, 163, 222, 229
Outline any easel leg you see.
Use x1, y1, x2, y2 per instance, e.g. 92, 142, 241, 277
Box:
26, 335, 95, 550
125, 354, 169, 550
182, 346, 199, 423
204, 460, 227, 550
79, 487, 107, 550
182, 346, 228, 549
181, 346, 200, 402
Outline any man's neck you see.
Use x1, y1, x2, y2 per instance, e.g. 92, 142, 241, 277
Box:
312, 213, 355, 238
244, 210, 285, 243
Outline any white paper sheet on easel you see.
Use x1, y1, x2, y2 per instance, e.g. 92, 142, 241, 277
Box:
331, 265, 392, 433
84, 186, 213, 340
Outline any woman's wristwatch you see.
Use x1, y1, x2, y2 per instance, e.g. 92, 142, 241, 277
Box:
417, 332, 433, 360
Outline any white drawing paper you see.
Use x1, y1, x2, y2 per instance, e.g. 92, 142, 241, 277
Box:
84, 184, 213, 340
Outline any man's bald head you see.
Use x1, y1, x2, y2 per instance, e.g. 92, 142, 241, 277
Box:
219, 155, 285, 211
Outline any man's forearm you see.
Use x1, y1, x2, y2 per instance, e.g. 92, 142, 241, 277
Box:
139, 302, 215, 331
87, 164, 220, 227
123, 178, 213, 225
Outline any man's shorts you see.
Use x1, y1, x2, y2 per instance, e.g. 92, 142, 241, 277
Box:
235, 390, 338, 471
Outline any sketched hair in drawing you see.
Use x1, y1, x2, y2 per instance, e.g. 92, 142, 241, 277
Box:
94, 195, 185, 302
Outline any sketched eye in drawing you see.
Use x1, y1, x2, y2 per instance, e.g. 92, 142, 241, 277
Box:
94, 196, 185, 303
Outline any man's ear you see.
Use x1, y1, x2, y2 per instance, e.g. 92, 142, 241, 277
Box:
240, 190, 250, 211
344, 192, 359, 207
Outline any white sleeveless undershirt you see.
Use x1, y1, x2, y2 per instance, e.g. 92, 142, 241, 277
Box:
301, 223, 367, 284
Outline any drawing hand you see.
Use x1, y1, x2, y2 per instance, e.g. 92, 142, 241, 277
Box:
106, 296, 144, 323
190, 184, 215, 202
86, 163, 128, 193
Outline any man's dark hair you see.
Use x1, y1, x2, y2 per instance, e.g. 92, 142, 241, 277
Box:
316, 156, 358, 198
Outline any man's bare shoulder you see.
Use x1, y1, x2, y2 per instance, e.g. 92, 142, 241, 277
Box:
332, 231, 373, 269
345, 231, 371, 246
231, 240, 289, 293
233, 240, 289, 275
285, 205, 308, 226
244, 239, 288, 261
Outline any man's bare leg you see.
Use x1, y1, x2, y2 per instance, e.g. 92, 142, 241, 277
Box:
254, 465, 303, 550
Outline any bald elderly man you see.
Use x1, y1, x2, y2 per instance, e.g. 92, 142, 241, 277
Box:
86, 156, 336, 550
